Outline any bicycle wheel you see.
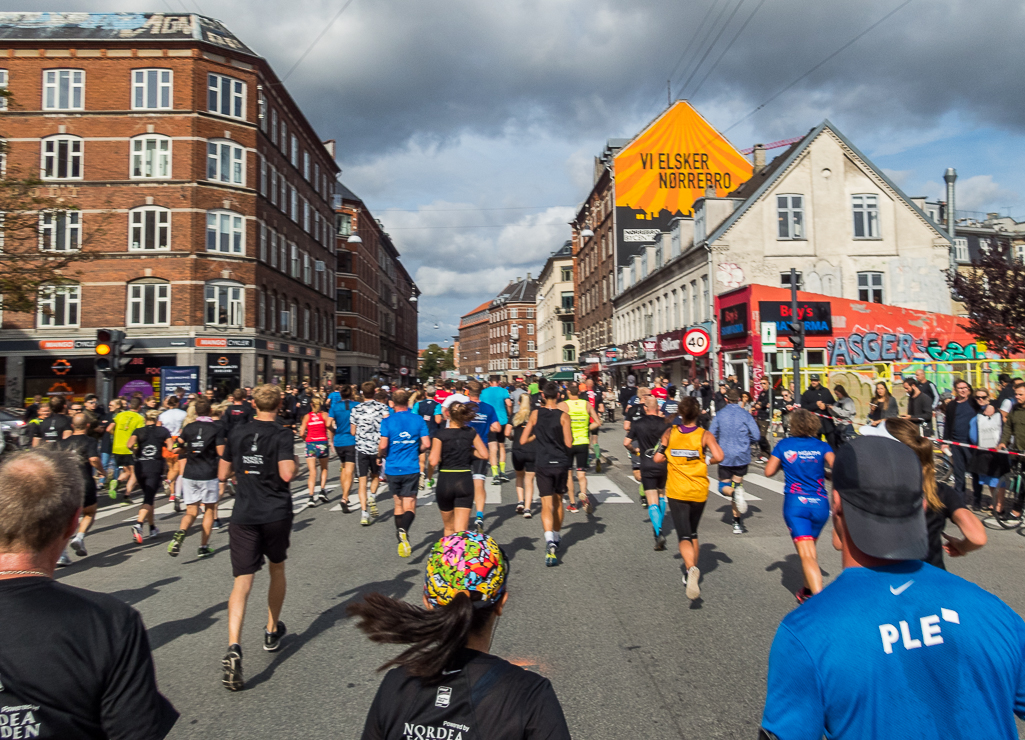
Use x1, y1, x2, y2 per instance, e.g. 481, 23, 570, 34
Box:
994, 472, 1025, 530
934, 454, 953, 485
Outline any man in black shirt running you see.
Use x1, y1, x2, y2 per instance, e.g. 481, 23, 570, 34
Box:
221, 388, 255, 433
625, 397, 669, 550
57, 414, 105, 564
31, 396, 72, 446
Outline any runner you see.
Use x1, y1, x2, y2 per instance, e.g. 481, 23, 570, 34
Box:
510, 395, 536, 518
30, 396, 72, 447
108, 397, 145, 504
427, 402, 489, 536
625, 397, 670, 550
464, 380, 501, 533
560, 384, 600, 514
218, 384, 297, 691
622, 386, 651, 503
708, 388, 760, 534
653, 397, 724, 599
413, 385, 441, 489
168, 398, 224, 559
520, 382, 573, 567
378, 390, 430, 557
128, 410, 173, 545
329, 385, 358, 513
436, 380, 470, 425
763, 409, 834, 602
350, 383, 390, 526
480, 377, 513, 484
660, 386, 679, 419
584, 379, 605, 468
159, 396, 187, 511
298, 397, 333, 507
56, 413, 106, 565
221, 389, 254, 434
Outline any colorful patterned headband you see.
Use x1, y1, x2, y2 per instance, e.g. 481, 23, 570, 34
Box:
424, 531, 508, 609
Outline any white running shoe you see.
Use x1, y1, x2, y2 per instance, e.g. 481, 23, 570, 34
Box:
685, 566, 701, 600
733, 485, 748, 515
70, 534, 87, 557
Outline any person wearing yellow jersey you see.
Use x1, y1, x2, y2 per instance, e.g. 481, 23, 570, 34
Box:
559, 385, 601, 515
654, 397, 723, 600
107, 396, 145, 503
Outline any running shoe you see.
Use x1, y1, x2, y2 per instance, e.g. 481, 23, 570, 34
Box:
368, 496, 379, 518
474, 516, 484, 534
397, 529, 412, 558
108, 478, 118, 499
428, 477, 435, 488
418, 473, 426, 491
173, 497, 182, 514
733, 486, 748, 515
264, 621, 287, 652
307, 495, 318, 508
222, 645, 244, 691
685, 566, 701, 600
545, 542, 558, 567
57, 551, 72, 567
197, 545, 214, 558
318, 488, 329, 504
121, 495, 133, 507
491, 475, 502, 486
360, 512, 370, 526
149, 526, 160, 540
167, 530, 185, 556
132, 523, 144, 545
654, 534, 667, 551
795, 587, 813, 605
523, 509, 532, 519
515, 503, 524, 514
566, 503, 579, 514
732, 521, 746, 535
581, 494, 594, 515
340, 498, 350, 514
213, 519, 223, 531
70, 534, 87, 557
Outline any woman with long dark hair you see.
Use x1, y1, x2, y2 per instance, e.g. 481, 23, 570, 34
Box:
867, 382, 898, 424
351, 531, 570, 739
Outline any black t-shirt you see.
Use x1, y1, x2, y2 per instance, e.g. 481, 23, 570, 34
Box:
133, 425, 171, 473
32, 415, 71, 444
623, 401, 645, 425
436, 426, 478, 470
221, 419, 295, 525
0, 577, 178, 739
361, 648, 569, 740
627, 414, 668, 460
220, 403, 254, 432
56, 434, 99, 495
511, 421, 535, 458
179, 420, 224, 481
925, 482, 966, 569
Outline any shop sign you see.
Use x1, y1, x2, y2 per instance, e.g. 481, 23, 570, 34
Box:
758, 301, 832, 335
160, 366, 200, 394
656, 329, 684, 358
605, 348, 619, 361
719, 302, 749, 339
584, 356, 601, 364
196, 337, 255, 349
206, 353, 241, 376
642, 340, 657, 354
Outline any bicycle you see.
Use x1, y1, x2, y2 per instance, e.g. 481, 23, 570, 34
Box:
994, 456, 1025, 530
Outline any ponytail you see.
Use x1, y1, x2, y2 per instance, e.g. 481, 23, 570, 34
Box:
883, 418, 941, 512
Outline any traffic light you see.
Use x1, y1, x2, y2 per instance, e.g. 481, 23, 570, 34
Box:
95, 329, 132, 374
789, 321, 805, 352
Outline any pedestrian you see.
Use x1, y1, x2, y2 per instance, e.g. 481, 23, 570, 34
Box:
709, 388, 761, 534
23, 394, 42, 422
760, 435, 1025, 740
298, 396, 333, 507
428, 402, 489, 536
968, 387, 1008, 511
480, 377, 513, 483
510, 395, 536, 517
218, 384, 297, 691
867, 381, 898, 424
941, 379, 988, 502
997, 383, 1025, 516
559, 383, 600, 514
56, 413, 106, 565
622, 386, 651, 500
799, 373, 837, 448
378, 389, 430, 558
129, 409, 172, 545
350, 531, 570, 739
0, 447, 179, 736
463, 380, 502, 532
828, 384, 857, 444
914, 367, 941, 412
901, 378, 934, 436
763, 409, 834, 603
413, 385, 440, 490
30, 396, 72, 447
108, 396, 145, 503
168, 397, 224, 559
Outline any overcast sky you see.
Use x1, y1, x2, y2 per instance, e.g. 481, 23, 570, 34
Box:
17, 1, 1025, 346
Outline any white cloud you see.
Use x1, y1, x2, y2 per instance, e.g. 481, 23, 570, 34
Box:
955, 175, 1019, 213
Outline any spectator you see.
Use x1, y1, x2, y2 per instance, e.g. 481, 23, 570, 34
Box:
800, 374, 837, 448
914, 368, 941, 410
942, 379, 988, 502
0, 447, 178, 737
828, 384, 857, 444
968, 388, 1007, 511
901, 378, 934, 436
867, 382, 899, 425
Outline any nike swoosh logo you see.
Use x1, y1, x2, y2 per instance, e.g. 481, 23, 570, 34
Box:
890, 580, 914, 596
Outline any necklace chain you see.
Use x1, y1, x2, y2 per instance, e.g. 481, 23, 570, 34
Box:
0, 570, 49, 577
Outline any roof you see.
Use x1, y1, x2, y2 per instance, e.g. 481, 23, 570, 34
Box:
461, 301, 491, 319
492, 278, 537, 306
553, 240, 573, 258
0, 12, 256, 55
704, 119, 951, 247
336, 181, 362, 204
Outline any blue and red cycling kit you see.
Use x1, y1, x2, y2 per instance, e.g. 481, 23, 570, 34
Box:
771, 436, 832, 541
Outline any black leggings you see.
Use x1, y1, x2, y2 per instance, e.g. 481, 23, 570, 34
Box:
667, 498, 706, 541
436, 471, 474, 512
135, 469, 163, 507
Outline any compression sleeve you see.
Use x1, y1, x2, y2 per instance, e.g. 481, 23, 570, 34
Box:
761, 624, 825, 740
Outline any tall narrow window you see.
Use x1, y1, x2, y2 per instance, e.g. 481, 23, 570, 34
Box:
777, 194, 804, 239
259, 223, 267, 262
290, 135, 298, 166
206, 211, 244, 254
953, 237, 969, 263
37, 285, 80, 327
205, 283, 244, 326
131, 135, 171, 179
857, 271, 884, 303
207, 73, 245, 119
260, 157, 267, 196
207, 140, 245, 185
127, 281, 170, 326
40, 211, 81, 251
0, 70, 8, 110
303, 151, 310, 180
43, 69, 84, 110
129, 207, 170, 251
852, 194, 880, 238
269, 230, 278, 268
41, 136, 82, 180
132, 69, 172, 109
270, 108, 278, 144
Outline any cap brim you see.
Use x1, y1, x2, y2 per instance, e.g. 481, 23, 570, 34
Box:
842, 497, 928, 560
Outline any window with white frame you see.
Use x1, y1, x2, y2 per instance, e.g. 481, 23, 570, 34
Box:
269, 293, 277, 331
43, 69, 84, 110
303, 199, 310, 232
207, 73, 245, 119
259, 290, 266, 329
857, 271, 884, 303
41, 136, 82, 179
205, 282, 244, 326
303, 252, 311, 284
303, 151, 310, 180
129, 206, 170, 251
290, 135, 298, 166
39, 211, 81, 251
0, 70, 8, 110
132, 69, 172, 110
270, 108, 278, 144
314, 162, 319, 187
527, 340, 535, 351
37, 284, 79, 327
206, 210, 244, 254
303, 306, 310, 339
207, 139, 245, 185
777, 194, 804, 239
953, 237, 969, 263
127, 280, 170, 326
290, 186, 298, 221
269, 229, 278, 268
290, 301, 298, 335
290, 243, 299, 278
852, 194, 880, 238
780, 271, 803, 291
280, 120, 288, 152
528, 358, 536, 369
259, 223, 267, 262
279, 239, 287, 272
280, 176, 287, 211
131, 135, 171, 179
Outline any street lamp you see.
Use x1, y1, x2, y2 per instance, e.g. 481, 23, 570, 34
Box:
347, 234, 363, 244
580, 228, 594, 238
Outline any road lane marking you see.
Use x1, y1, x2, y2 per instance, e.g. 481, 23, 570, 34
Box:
586, 475, 633, 503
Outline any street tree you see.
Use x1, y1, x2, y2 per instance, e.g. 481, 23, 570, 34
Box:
418, 343, 454, 380
947, 243, 1025, 357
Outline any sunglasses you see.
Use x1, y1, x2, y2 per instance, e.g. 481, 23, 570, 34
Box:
975, 395, 988, 400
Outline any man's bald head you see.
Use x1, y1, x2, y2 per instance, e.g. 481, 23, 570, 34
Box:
0, 448, 82, 553
71, 413, 89, 431
643, 396, 660, 414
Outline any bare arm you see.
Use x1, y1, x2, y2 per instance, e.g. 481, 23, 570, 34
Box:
88, 455, 104, 475
278, 458, 297, 483
763, 455, 781, 477
127, 434, 139, 451
420, 436, 431, 452
824, 451, 836, 467
944, 508, 988, 557
218, 458, 232, 482
703, 431, 724, 464
588, 404, 601, 429
472, 432, 490, 460
428, 437, 442, 469
560, 412, 573, 448
378, 436, 389, 458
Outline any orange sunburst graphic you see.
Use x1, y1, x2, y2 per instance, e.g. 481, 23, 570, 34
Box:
614, 101, 752, 221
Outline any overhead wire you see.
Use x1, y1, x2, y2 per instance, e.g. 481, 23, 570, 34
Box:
665, 0, 724, 91
281, 0, 356, 82
687, 0, 769, 100
675, 0, 748, 100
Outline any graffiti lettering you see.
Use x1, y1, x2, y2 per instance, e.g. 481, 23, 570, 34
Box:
828, 332, 979, 365
924, 339, 978, 362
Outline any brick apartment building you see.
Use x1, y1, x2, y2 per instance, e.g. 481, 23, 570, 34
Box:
334, 182, 418, 387
0, 12, 338, 404
457, 301, 490, 377
487, 276, 538, 379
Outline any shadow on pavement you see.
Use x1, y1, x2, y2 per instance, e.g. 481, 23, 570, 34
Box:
765, 553, 829, 595
559, 514, 607, 558
148, 601, 228, 651
106, 576, 181, 607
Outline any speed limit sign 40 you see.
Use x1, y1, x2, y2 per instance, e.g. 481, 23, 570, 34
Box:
683, 327, 710, 356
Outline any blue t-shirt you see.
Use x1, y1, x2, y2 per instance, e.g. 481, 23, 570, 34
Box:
468, 401, 498, 441
762, 560, 1025, 740
479, 386, 511, 425
771, 436, 832, 499
328, 399, 356, 447
379, 411, 429, 476
326, 390, 342, 410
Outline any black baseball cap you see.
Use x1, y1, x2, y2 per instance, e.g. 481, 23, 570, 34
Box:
833, 436, 927, 560
809, 373, 821, 381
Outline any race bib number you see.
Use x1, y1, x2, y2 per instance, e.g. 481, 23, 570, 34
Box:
670, 449, 699, 458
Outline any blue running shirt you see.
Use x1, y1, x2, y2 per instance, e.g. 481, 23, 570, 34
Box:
328, 400, 356, 447
468, 401, 498, 441
770, 436, 831, 499
379, 411, 429, 476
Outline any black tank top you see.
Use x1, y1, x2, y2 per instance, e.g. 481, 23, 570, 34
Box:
437, 426, 477, 470
534, 407, 569, 468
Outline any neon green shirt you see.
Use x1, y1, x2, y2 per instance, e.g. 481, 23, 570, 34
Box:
112, 410, 145, 455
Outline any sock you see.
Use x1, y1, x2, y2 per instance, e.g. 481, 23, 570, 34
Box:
648, 503, 664, 537
553, 530, 561, 543
476, 510, 484, 520
734, 516, 741, 524
491, 465, 499, 477
638, 482, 644, 496
394, 515, 402, 530
403, 511, 416, 531
544, 530, 556, 544
658, 497, 667, 520
500, 462, 506, 474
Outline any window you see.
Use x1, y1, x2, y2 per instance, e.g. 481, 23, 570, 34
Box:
561, 266, 572, 282
260, 157, 267, 196
269, 230, 278, 268
563, 345, 576, 362
259, 223, 267, 262
290, 186, 298, 221
807, 349, 825, 366
303, 151, 310, 180
857, 271, 884, 303
290, 135, 298, 166
290, 301, 298, 335
528, 323, 534, 334
41, 136, 82, 179
560, 291, 574, 310
38, 285, 80, 327
280, 120, 288, 153
207, 140, 245, 185
852, 194, 880, 238
43, 69, 84, 110
40, 211, 81, 251
303, 306, 310, 339
259, 290, 266, 329
526, 308, 534, 318
303, 252, 311, 284
205, 282, 244, 326
701, 277, 709, 321
527, 340, 535, 351
206, 211, 244, 254
303, 198, 310, 232
207, 73, 245, 119
511, 308, 518, 319
1014, 244, 1025, 264
132, 69, 172, 109
953, 237, 969, 263
290, 243, 299, 278
337, 328, 352, 351
128, 281, 170, 326
131, 135, 171, 179
777, 194, 804, 239
129, 206, 170, 250
270, 108, 278, 144
337, 288, 353, 312
780, 271, 803, 291
269, 166, 278, 205
0, 69, 7, 110
279, 239, 287, 272
269, 294, 277, 331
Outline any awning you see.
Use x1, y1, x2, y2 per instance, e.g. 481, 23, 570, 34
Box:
546, 371, 576, 380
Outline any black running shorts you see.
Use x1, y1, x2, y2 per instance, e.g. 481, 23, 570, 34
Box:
512, 450, 535, 473
667, 499, 706, 541
718, 464, 749, 480
640, 461, 668, 491
335, 445, 356, 464
436, 471, 474, 512
570, 444, 589, 471
229, 517, 292, 577
388, 473, 420, 499
114, 453, 135, 467
135, 469, 164, 507
488, 428, 506, 444
356, 451, 380, 478
82, 481, 98, 509
535, 465, 569, 497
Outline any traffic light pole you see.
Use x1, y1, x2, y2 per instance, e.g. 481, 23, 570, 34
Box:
789, 267, 804, 398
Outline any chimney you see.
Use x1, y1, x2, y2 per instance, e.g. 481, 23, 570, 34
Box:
944, 167, 957, 272
753, 143, 765, 171
526, 272, 532, 281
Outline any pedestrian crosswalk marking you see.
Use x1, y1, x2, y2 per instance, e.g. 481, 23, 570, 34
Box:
708, 479, 763, 502
745, 473, 785, 495
586, 475, 632, 504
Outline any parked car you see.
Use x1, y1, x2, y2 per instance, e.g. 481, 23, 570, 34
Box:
0, 410, 29, 458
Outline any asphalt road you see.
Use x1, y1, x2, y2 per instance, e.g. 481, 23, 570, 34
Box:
53, 425, 1025, 739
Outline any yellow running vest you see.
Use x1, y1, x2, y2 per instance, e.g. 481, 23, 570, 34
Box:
665, 425, 708, 502
565, 399, 590, 446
